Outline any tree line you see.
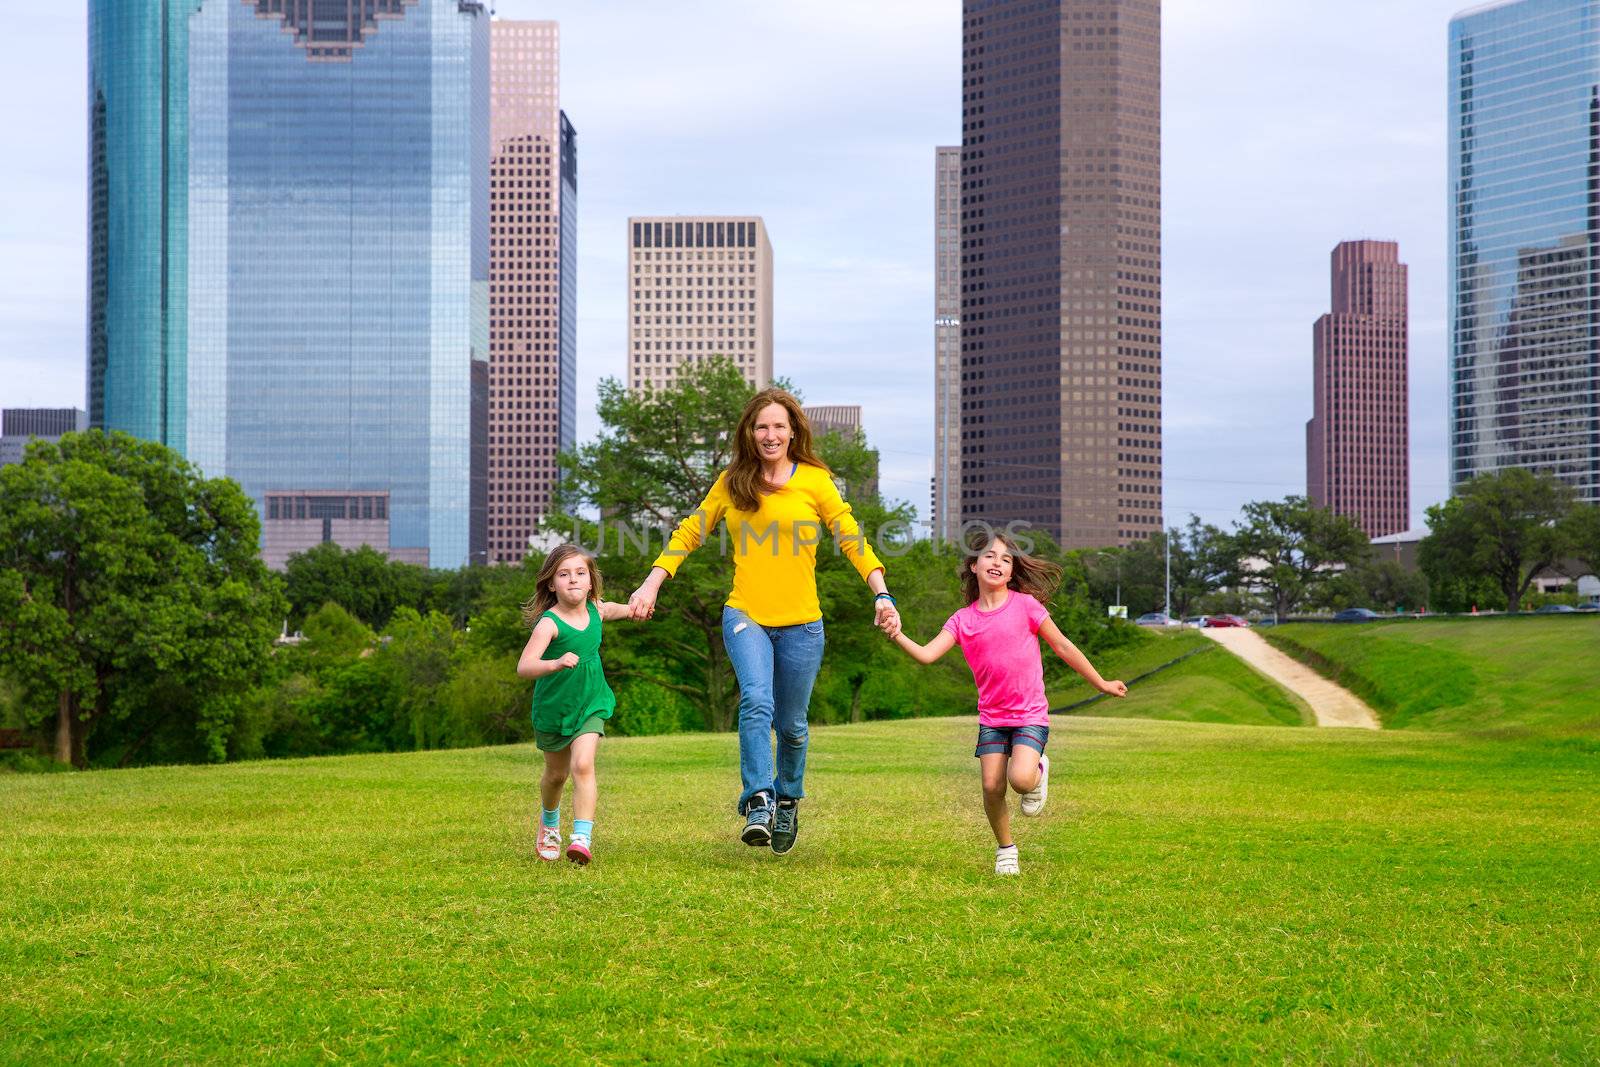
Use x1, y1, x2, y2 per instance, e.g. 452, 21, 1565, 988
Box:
3, 359, 1596, 769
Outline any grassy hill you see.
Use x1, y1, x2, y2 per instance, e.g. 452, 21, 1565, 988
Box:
1263, 616, 1600, 733
3, 717, 1596, 1062
1048, 629, 1311, 727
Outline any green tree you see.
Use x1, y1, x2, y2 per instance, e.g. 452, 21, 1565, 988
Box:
551, 359, 762, 731
1164, 518, 1235, 619
0, 431, 284, 766
382, 608, 460, 750
1230, 496, 1370, 620
1565, 503, 1600, 577
810, 428, 918, 723
282, 542, 428, 630
1419, 468, 1577, 613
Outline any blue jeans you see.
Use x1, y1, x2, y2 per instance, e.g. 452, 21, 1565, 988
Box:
722, 607, 826, 813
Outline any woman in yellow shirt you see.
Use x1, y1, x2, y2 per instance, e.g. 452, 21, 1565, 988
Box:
628, 388, 900, 855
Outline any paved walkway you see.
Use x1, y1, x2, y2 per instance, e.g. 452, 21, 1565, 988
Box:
1202, 628, 1381, 730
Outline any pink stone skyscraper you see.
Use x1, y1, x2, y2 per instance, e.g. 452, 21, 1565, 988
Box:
1306, 240, 1409, 538
489, 21, 577, 564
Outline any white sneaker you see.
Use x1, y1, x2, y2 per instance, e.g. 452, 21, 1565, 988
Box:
537, 825, 561, 862
995, 844, 1020, 875
1020, 754, 1049, 816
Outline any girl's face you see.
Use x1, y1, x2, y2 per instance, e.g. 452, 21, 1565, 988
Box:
971, 539, 1014, 592
752, 403, 791, 465
551, 557, 592, 607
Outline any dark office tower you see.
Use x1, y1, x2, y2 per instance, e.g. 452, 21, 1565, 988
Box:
960, 0, 1162, 548
1450, 0, 1600, 503
1307, 241, 1410, 538
933, 146, 962, 544
87, 0, 490, 569
489, 21, 575, 564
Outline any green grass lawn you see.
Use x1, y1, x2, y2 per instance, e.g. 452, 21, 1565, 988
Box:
4, 718, 1596, 1062
1264, 616, 1600, 733
1049, 629, 1311, 727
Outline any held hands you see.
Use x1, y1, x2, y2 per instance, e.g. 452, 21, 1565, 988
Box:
627, 583, 658, 621
1098, 679, 1128, 698
874, 599, 902, 639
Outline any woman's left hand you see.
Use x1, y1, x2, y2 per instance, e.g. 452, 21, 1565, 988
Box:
875, 600, 901, 639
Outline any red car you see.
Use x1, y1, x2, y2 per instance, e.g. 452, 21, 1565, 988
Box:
1203, 614, 1249, 628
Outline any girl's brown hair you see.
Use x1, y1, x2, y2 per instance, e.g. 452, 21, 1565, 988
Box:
959, 530, 1062, 606
520, 544, 603, 627
725, 387, 832, 511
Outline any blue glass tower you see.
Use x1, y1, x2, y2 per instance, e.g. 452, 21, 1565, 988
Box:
1450, 0, 1600, 504
88, 0, 490, 567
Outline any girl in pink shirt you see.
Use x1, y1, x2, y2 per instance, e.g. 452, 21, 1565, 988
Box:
890, 533, 1126, 875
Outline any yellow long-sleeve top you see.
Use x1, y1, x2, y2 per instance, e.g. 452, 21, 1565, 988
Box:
652, 463, 885, 627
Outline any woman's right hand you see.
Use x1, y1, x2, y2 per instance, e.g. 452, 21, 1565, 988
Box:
555, 652, 580, 671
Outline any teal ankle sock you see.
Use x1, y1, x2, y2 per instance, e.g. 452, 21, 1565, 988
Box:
541, 807, 559, 829
572, 819, 593, 841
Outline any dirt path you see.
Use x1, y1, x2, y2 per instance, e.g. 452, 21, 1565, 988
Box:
1202, 628, 1381, 730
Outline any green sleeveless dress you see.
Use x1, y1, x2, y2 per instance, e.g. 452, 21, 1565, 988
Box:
531, 601, 616, 752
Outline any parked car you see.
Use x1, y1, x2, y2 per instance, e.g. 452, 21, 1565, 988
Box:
1534, 603, 1578, 614
1204, 614, 1249, 628
1331, 607, 1382, 623
1182, 615, 1209, 629
1135, 612, 1174, 628
1577, 602, 1600, 613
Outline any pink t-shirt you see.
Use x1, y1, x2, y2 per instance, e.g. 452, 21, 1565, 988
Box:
942, 591, 1051, 727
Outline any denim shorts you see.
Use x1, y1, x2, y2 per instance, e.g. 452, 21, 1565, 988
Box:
975, 723, 1049, 758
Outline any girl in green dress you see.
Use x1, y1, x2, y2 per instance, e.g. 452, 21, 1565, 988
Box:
517, 544, 636, 865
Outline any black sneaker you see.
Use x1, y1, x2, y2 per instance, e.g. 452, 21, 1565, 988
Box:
771, 800, 799, 855
741, 793, 773, 846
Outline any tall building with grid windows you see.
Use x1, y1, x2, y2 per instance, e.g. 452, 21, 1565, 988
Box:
1450, 0, 1600, 504
627, 217, 773, 391
960, 0, 1162, 548
1306, 240, 1410, 538
87, 0, 490, 569
933, 145, 962, 544
489, 20, 577, 564
1, 409, 88, 467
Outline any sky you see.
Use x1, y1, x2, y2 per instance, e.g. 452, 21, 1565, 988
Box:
1, 0, 1479, 534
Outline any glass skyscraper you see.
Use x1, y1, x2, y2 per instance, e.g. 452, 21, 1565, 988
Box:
88, 0, 490, 568
1450, 0, 1600, 504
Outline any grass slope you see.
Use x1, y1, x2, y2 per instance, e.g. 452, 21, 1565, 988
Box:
1049, 629, 1311, 727
4, 719, 1597, 1062
1264, 616, 1600, 733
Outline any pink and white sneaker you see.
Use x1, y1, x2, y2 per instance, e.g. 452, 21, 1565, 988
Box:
566, 836, 592, 866
536, 825, 562, 862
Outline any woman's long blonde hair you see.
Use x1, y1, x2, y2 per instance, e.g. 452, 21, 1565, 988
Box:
520, 544, 603, 627
960, 530, 1062, 606
725, 388, 832, 512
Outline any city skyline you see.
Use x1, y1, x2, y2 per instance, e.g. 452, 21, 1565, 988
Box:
5, 2, 1500, 535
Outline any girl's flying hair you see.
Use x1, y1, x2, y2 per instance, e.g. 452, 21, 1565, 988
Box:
521, 544, 603, 627
725, 387, 832, 512
959, 530, 1062, 606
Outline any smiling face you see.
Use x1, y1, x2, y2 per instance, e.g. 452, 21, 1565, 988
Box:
970, 538, 1015, 593
752, 402, 792, 466
550, 555, 593, 608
